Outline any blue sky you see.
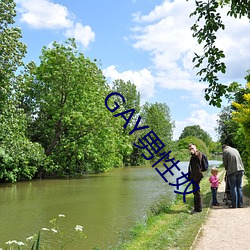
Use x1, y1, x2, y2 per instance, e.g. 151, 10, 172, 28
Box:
14, 0, 250, 141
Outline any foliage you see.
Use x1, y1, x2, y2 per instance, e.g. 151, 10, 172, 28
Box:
209, 141, 222, 154
231, 81, 250, 177
24, 39, 131, 175
0, 0, 27, 109
189, 0, 250, 107
140, 102, 174, 153
178, 136, 209, 156
111, 79, 142, 166
179, 125, 212, 147
215, 72, 250, 176
112, 79, 141, 115
171, 148, 190, 162
216, 106, 240, 147
0, 0, 180, 180
0, 0, 48, 182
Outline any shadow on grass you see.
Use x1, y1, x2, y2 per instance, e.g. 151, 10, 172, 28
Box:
110, 176, 218, 249
243, 181, 250, 197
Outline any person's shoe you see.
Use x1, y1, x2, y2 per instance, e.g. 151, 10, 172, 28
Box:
212, 203, 220, 206
190, 209, 201, 214
228, 205, 236, 208
238, 205, 243, 208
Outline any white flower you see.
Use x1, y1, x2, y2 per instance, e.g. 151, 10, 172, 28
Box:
75, 225, 83, 232
5, 240, 24, 246
51, 228, 58, 233
17, 242, 25, 246
26, 236, 34, 241
42, 227, 50, 231
58, 214, 65, 217
6, 240, 17, 245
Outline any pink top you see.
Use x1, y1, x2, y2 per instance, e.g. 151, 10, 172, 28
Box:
209, 175, 219, 188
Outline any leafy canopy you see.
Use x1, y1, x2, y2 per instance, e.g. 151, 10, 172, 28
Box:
179, 125, 212, 146
189, 0, 250, 107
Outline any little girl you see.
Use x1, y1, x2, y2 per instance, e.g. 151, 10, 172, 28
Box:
209, 168, 220, 206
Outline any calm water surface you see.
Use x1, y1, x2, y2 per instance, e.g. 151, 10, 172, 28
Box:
0, 160, 221, 249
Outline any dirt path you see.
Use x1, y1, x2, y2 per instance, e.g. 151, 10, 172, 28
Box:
192, 174, 250, 250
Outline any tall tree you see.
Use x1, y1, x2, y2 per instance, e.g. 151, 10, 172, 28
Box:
0, 0, 46, 182
179, 125, 212, 146
178, 136, 209, 156
140, 102, 174, 153
216, 73, 250, 151
112, 79, 140, 115
0, 0, 27, 109
216, 106, 239, 146
231, 76, 250, 176
111, 79, 141, 165
189, 0, 250, 107
24, 39, 131, 175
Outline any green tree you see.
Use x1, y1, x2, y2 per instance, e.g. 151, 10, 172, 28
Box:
0, 0, 47, 182
179, 125, 212, 147
209, 141, 222, 154
24, 39, 131, 175
216, 73, 250, 154
189, 0, 250, 107
0, 0, 27, 109
216, 106, 239, 146
140, 102, 174, 153
178, 136, 209, 156
112, 79, 140, 115
111, 79, 142, 165
231, 80, 250, 176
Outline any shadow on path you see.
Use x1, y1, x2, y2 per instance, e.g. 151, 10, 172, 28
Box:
193, 173, 250, 250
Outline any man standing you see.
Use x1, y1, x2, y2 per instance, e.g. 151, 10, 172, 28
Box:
222, 145, 244, 208
188, 143, 204, 214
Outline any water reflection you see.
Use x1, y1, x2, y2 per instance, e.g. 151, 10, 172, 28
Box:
0, 160, 221, 249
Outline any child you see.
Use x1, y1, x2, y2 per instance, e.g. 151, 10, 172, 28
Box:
209, 168, 220, 206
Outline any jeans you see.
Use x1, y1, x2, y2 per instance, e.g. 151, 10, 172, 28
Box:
211, 187, 218, 205
228, 170, 244, 208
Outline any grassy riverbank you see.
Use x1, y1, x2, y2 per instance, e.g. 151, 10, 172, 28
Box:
110, 168, 225, 250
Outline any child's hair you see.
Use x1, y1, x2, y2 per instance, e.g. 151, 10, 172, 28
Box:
211, 167, 218, 175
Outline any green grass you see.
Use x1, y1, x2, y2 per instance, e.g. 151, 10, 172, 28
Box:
243, 177, 250, 197
110, 170, 226, 250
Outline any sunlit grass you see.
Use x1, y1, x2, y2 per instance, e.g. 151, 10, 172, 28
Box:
111, 170, 225, 250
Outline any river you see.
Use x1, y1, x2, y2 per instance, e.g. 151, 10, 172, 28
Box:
0, 159, 222, 249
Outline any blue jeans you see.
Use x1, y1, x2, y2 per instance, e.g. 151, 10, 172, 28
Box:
211, 187, 218, 205
228, 170, 244, 208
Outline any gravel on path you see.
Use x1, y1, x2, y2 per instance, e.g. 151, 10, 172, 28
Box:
192, 174, 250, 250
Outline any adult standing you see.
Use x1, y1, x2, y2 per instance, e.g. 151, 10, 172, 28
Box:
188, 143, 204, 214
222, 144, 244, 208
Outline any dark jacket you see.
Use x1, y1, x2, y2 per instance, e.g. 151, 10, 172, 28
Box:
188, 150, 203, 182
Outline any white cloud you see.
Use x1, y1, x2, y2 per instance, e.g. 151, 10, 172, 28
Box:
65, 22, 95, 48
131, 0, 199, 92
16, 0, 73, 29
214, 7, 250, 80
129, 0, 250, 96
103, 65, 155, 102
16, 0, 95, 48
173, 110, 219, 141
132, 0, 177, 23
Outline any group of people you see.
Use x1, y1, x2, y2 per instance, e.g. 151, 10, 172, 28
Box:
188, 143, 244, 214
